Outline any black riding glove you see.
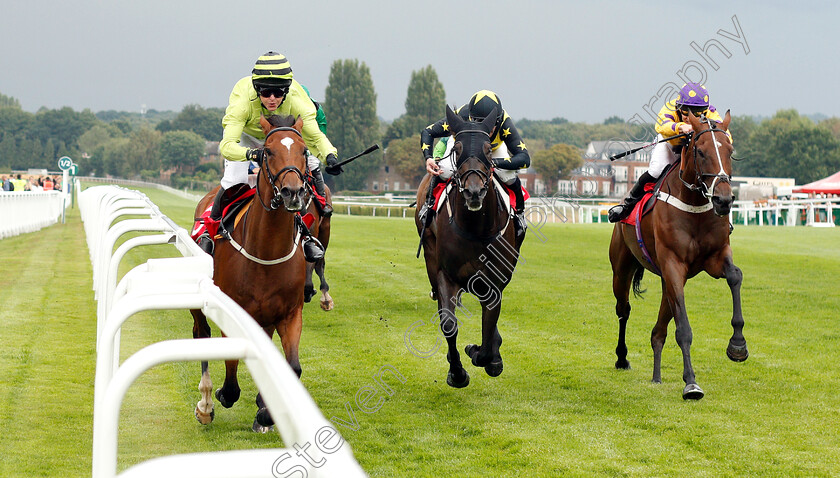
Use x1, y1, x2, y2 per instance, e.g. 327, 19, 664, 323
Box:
246, 148, 264, 163
324, 153, 343, 175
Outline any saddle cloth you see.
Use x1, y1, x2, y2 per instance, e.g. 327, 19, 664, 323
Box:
432, 177, 529, 216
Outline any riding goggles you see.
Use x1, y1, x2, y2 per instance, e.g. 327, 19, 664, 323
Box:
259, 87, 289, 99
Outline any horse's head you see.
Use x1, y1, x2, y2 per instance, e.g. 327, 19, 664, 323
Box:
258, 115, 308, 212
446, 104, 496, 212
683, 110, 735, 216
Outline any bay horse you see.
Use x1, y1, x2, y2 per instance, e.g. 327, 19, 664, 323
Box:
191, 114, 308, 431
415, 105, 522, 388
609, 110, 748, 400
303, 184, 334, 311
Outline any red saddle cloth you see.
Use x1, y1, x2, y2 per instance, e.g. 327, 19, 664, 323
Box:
190, 188, 315, 242
431, 179, 530, 213
619, 183, 656, 227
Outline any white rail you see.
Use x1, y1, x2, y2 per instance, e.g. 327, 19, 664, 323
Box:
0, 190, 67, 239
80, 185, 365, 478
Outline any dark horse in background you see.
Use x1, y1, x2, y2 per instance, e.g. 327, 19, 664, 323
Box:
191, 115, 308, 431
609, 110, 748, 400
415, 105, 524, 388
303, 182, 334, 311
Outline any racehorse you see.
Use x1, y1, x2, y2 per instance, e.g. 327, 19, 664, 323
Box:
191, 114, 308, 431
609, 110, 748, 400
415, 105, 522, 388
303, 184, 334, 311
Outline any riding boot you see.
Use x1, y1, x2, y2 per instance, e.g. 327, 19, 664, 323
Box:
608, 172, 655, 223
299, 221, 325, 263
311, 167, 333, 217
510, 177, 527, 237
419, 175, 442, 227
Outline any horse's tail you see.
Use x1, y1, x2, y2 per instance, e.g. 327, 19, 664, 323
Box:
631, 266, 646, 298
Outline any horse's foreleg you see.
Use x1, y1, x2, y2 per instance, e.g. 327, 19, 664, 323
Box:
466, 303, 503, 378
723, 255, 749, 362
215, 359, 241, 408
316, 258, 333, 311
662, 261, 703, 400
651, 280, 672, 384
610, 228, 635, 370
437, 274, 469, 388
191, 310, 214, 424
278, 313, 303, 378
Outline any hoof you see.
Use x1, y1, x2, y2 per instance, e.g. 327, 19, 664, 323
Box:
446, 370, 470, 388
485, 359, 503, 377
726, 342, 749, 362
256, 407, 274, 428
465, 344, 481, 365
215, 387, 239, 409
304, 287, 315, 303
194, 406, 214, 425
682, 383, 705, 400
320, 299, 334, 311
615, 359, 631, 370
252, 415, 274, 433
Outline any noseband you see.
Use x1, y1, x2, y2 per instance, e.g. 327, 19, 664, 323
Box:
257, 126, 309, 210
452, 129, 493, 194
679, 117, 731, 200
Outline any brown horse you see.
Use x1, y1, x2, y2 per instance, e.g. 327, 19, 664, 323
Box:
303, 186, 334, 311
415, 105, 523, 388
191, 114, 308, 431
609, 110, 748, 400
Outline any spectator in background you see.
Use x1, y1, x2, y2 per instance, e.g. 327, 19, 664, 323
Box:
12, 174, 27, 192
29, 176, 43, 192
43, 176, 54, 191
0, 175, 10, 191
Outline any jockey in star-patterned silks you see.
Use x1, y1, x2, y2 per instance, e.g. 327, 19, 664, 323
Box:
419, 90, 531, 236
608, 82, 732, 223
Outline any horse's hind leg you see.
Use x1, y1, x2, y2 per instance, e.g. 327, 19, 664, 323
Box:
304, 262, 316, 303
723, 255, 748, 362
610, 227, 635, 370
316, 258, 333, 311
466, 301, 504, 377
191, 310, 214, 424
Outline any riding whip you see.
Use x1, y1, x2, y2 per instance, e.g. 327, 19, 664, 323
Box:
608, 133, 690, 161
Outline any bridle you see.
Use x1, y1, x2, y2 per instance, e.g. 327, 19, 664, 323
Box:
451, 129, 494, 194
256, 126, 309, 211
679, 116, 732, 200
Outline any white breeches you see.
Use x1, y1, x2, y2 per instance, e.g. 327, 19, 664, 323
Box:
438, 140, 517, 184
648, 134, 679, 179
221, 132, 321, 189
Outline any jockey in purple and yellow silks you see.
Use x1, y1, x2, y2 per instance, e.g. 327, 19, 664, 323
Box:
608, 82, 732, 223
419, 90, 531, 237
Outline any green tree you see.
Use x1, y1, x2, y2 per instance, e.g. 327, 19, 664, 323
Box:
324, 59, 382, 191
101, 138, 131, 177
0, 92, 21, 109
383, 65, 446, 147
78, 123, 121, 155
125, 127, 162, 176
0, 133, 15, 169
385, 134, 426, 189
33, 107, 97, 152
532, 143, 583, 194
171, 104, 224, 141
159, 130, 205, 172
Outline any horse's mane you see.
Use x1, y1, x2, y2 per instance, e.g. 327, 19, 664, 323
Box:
265, 115, 296, 128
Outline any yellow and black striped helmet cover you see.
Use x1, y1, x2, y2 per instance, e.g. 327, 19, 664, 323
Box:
251, 52, 293, 80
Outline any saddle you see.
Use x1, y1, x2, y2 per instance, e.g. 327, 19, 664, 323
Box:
190, 187, 316, 244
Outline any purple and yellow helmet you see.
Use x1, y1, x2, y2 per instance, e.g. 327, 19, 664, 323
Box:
676, 83, 710, 108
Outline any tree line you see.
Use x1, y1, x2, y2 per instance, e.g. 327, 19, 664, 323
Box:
2, 69, 839, 194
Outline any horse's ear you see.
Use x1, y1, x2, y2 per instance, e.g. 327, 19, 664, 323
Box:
481, 107, 498, 134
259, 115, 272, 134
293, 115, 304, 133
720, 109, 731, 131
446, 104, 463, 132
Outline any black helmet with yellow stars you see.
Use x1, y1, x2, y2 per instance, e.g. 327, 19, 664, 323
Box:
461, 90, 504, 128
251, 51, 293, 92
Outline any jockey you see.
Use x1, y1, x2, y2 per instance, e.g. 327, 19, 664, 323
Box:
200, 51, 340, 260
419, 90, 531, 236
608, 82, 732, 223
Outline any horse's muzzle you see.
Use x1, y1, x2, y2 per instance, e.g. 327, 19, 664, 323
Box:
711, 195, 734, 216
279, 186, 306, 212
463, 187, 487, 212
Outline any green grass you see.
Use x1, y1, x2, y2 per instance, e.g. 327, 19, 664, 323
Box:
1, 186, 839, 477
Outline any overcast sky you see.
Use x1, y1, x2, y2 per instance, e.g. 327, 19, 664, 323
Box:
1, 0, 837, 124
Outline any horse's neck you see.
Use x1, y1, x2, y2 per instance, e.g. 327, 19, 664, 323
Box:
242, 196, 297, 255
667, 151, 708, 206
